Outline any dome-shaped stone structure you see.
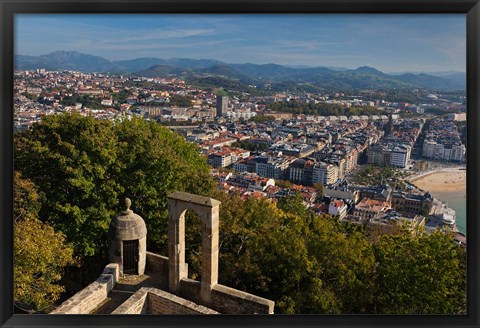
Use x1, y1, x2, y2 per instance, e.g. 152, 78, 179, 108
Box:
109, 198, 147, 276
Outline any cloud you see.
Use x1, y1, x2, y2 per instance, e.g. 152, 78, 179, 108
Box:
100, 28, 217, 44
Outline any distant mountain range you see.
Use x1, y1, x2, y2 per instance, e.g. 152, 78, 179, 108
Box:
15, 50, 466, 91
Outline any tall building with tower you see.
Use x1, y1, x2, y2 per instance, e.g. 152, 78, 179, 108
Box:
216, 95, 228, 117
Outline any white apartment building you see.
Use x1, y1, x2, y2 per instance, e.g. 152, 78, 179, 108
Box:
451, 144, 466, 161
224, 110, 257, 120
422, 140, 436, 158
233, 161, 249, 173
368, 144, 411, 168
207, 153, 232, 168
390, 145, 411, 168
289, 166, 305, 183
345, 149, 359, 172
312, 162, 339, 186
328, 199, 348, 220
255, 158, 291, 180
423, 140, 466, 162
433, 143, 445, 160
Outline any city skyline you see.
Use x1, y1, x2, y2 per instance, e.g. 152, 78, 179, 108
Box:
15, 14, 466, 73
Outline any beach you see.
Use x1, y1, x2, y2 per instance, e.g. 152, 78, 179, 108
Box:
411, 168, 466, 193
410, 168, 467, 233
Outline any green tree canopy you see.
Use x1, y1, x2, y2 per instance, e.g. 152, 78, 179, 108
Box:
14, 172, 75, 313
249, 115, 275, 123
373, 229, 466, 314
216, 192, 375, 314
14, 113, 214, 275
168, 94, 193, 107
268, 100, 384, 116
214, 191, 466, 314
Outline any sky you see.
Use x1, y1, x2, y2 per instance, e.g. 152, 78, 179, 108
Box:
15, 14, 466, 73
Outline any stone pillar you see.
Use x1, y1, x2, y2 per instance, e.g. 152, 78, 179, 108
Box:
200, 205, 219, 303
138, 235, 147, 276
168, 202, 188, 292
167, 191, 221, 301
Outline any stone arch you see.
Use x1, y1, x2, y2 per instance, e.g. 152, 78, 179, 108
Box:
167, 191, 220, 303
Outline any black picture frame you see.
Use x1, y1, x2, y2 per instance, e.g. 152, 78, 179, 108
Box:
1, 1, 479, 327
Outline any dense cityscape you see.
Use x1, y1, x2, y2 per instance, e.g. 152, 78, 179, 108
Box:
14, 67, 467, 241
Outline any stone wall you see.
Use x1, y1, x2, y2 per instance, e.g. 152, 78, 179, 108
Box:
178, 278, 202, 304
51, 263, 119, 314
111, 287, 219, 315
51, 253, 274, 315
146, 252, 169, 280
111, 288, 148, 314
211, 284, 274, 314
147, 288, 219, 314
177, 278, 273, 314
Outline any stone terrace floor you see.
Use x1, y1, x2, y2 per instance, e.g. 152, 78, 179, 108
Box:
92, 270, 168, 314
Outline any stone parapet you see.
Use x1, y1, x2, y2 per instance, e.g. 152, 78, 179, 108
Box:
177, 278, 274, 314
51, 263, 119, 314
145, 252, 169, 280
111, 287, 219, 315
211, 284, 275, 314
111, 288, 148, 314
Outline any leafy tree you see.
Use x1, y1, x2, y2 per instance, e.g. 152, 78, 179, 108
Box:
312, 182, 324, 198
15, 114, 122, 263
365, 221, 401, 243
305, 216, 377, 313
60, 94, 103, 109
351, 164, 407, 190
232, 140, 269, 152
268, 100, 384, 117
111, 90, 131, 104
275, 180, 293, 189
13, 171, 41, 222
115, 117, 215, 252
184, 210, 203, 280
277, 193, 312, 219
14, 172, 75, 313
214, 191, 466, 314
216, 193, 316, 313
168, 94, 193, 107
373, 229, 466, 314
215, 88, 229, 96
249, 115, 275, 123
215, 192, 374, 314
14, 113, 214, 281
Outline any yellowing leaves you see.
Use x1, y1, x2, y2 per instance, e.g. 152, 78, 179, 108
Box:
14, 173, 75, 313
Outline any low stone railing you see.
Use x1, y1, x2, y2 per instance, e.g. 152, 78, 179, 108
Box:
111, 287, 219, 314
50, 263, 119, 314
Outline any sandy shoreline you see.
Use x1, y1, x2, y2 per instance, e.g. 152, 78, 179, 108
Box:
411, 169, 466, 193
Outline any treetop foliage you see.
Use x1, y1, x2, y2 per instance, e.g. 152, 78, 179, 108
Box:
168, 94, 193, 107
14, 172, 75, 313
15, 113, 214, 262
214, 191, 466, 314
268, 100, 385, 117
